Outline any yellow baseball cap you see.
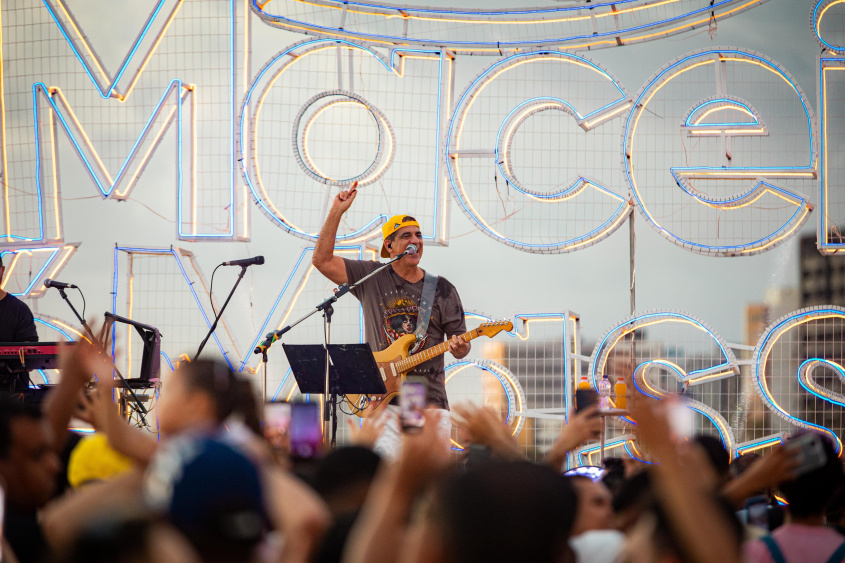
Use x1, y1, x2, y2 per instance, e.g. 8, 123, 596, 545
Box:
68, 433, 135, 488
381, 215, 420, 258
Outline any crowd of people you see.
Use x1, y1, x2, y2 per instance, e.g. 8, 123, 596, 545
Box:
2, 337, 844, 563
3, 199, 845, 563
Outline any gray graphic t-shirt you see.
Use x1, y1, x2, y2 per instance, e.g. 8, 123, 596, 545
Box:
343, 258, 466, 409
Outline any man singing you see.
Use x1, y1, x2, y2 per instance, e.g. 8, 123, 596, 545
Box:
312, 186, 469, 457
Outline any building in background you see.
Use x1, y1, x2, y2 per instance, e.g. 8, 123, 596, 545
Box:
797, 235, 845, 435
801, 235, 845, 307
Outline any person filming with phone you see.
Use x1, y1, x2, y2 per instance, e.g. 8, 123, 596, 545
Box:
312, 184, 470, 458
743, 432, 845, 563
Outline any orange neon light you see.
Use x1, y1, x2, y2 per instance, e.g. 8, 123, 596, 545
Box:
584, 103, 632, 129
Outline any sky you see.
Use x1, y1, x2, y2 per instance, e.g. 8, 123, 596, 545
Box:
6, 0, 832, 365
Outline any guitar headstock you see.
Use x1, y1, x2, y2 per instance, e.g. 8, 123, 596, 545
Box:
476, 320, 514, 338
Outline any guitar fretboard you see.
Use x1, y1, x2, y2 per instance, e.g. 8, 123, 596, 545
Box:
395, 328, 481, 373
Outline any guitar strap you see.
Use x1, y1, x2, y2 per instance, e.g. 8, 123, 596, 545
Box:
414, 271, 439, 342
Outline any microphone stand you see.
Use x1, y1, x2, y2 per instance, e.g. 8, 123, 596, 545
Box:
53, 287, 148, 426
254, 250, 412, 446
194, 265, 248, 360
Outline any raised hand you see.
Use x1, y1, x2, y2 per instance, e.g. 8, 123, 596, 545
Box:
73, 389, 108, 432
331, 181, 358, 215
46, 322, 116, 451
545, 406, 603, 469
452, 403, 522, 460
396, 410, 451, 489
722, 444, 801, 506
347, 408, 390, 450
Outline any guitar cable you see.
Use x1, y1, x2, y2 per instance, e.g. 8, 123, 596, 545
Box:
339, 395, 370, 416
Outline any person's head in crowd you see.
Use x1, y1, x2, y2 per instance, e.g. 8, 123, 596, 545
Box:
430, 461, 579, 563
600, 457, 626, 496
693, 434, 731, 486
826, 480, 845, 534
623, 455, 647, 478
67, 432, 135, 488
0, 393, 61, 510
156, 359, 260, 436
612, 470, 653, 532
729, 451, 760, 479
567, 475, 614, 536
622, 496, 742, 563
55, 510, 200, 563
144, 436, 267, 563
312, 446, 381, 517
778, 431, 843, 522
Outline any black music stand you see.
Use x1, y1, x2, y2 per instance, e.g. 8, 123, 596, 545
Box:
283, 343, 385, 446
283, 344, 335, 394
101, 313, 161, 427
103, 313, 161, 388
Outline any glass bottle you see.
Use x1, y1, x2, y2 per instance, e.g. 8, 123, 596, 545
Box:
598, 374, 611, 410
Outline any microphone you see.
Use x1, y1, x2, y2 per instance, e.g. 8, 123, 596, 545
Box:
404, 244, 418, 256
221, 256, 265, 267
44, 278, 78, 289
254, 331, 280, 355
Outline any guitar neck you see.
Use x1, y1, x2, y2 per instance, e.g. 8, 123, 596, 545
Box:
396, 328, 482, 373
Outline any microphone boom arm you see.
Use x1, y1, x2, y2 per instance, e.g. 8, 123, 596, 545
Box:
253, 249, 411, 355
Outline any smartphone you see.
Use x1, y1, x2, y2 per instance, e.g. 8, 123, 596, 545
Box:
785, 432, 827, 477
400, 376, 427, 432
666, 399, 694, 439
575, 389, 598, 415
735, 495, 779, 531
263, 401, 291, 448
289, 402, 323, 459
747, 497, 769, 529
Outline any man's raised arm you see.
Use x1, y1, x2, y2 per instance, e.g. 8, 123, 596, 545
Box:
312, 184, 357, 285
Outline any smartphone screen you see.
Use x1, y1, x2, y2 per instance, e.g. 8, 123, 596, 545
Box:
666, 400, 695, 439
401, 377, 427, 432
263, 401, 291, 449
736, 495, 770, 530
748, 500, 769, 529
289, 402, 322, 459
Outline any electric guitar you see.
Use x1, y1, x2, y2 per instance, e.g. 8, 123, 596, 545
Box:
345, 320, 513, 418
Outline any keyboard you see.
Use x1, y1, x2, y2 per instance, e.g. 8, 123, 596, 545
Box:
0, 342, 71, 370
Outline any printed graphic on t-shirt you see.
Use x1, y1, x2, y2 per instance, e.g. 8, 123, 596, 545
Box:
382, 296, 428, 354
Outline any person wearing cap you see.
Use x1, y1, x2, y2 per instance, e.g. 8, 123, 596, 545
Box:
313, 185, 469, 457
